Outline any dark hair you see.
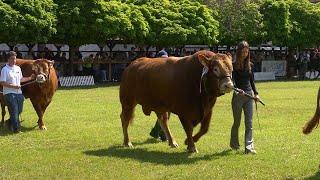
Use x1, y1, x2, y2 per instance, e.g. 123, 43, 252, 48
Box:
234, 41, 251, 71
8, 51, 17, 58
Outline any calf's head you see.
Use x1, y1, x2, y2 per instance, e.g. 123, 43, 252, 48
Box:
198, 51, 233, 95
32, 59, 54, 83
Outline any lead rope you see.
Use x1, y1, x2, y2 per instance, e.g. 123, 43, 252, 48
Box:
21, 79, 37, 87
255, 100, 262, 132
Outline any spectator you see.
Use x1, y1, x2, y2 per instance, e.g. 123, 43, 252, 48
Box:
83, 54, 94, 75
53, 51, 63, 77
298, 51, 310, 80
149, 47, 170, 141
14, 47, 23, 59
128, 47, 137, 62
286, 50, 298, 78
24, 49, 35, 59
157, 48, 168, 58
0, 51, 6, 62
44, 47, 54, 60
309, 49, 318, 79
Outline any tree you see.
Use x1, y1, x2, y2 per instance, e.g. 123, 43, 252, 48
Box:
260, 0, 292, 47
54, 0, 149, 46
209, 0, 264, 46
125, 0, 219, 47
0, 0, 56, 43
287, 0, 320, 48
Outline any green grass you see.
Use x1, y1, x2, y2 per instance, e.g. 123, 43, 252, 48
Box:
0, 81, 319, 179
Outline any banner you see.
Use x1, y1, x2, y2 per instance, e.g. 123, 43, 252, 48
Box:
59, 76, 95, 87
261, 60, 286, 77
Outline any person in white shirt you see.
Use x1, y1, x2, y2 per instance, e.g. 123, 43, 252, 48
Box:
0, 51, 34, 133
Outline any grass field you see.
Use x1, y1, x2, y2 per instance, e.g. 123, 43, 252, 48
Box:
0, 80, 319, 179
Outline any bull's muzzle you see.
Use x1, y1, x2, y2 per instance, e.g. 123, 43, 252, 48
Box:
36, 74, 46, 83
219, 77, 234, 94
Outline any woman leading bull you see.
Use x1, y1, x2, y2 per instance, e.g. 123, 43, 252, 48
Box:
230, 41, 260, 154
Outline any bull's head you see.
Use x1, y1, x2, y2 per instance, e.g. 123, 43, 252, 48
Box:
198, 51, 234, 95
32, 59, 54, 83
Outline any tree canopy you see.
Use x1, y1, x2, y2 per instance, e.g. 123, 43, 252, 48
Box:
1, 0, 320, 48
0, 0, 56, 43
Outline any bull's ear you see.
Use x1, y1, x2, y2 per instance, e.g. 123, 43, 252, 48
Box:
226, 52, 232, 61
48, 60, 54, 69
226, 52, 232, 58
32, 64, 38, 71
198, 54, 210, 67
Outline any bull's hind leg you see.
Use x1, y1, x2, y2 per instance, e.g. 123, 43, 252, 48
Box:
121, 105, 136, 147
156, 112, 178, 148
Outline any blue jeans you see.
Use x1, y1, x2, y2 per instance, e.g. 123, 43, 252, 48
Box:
4, 93, 24, 131
230, 91, 254, 151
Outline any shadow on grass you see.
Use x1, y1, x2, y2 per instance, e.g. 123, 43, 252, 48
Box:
0, 123, 37, 136
305, 169, 320, 180
84, 140, 232, 165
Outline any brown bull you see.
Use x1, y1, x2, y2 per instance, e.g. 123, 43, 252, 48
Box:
302, 87, 320, 134
120, 50, 234, 153
0, 59, 58, 130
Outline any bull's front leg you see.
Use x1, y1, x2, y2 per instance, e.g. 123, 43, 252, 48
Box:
180, 116, 197, 153
157, 112, 178, 148
192, 110, 212, 143
31, 100, 47, 130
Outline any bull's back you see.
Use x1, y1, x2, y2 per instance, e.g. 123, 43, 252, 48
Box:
120, 57, 180, 109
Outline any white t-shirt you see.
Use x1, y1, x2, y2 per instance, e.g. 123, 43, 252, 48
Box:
0, 64, 23, 94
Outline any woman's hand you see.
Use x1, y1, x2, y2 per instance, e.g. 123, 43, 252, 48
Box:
254, 94, 260, 101
236, 89, 245, 96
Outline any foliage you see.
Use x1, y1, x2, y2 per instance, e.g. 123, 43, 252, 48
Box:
0, 1, 20, 42
1, 0, 320, 47
0, 0, 56, 43
287, 0, 320, 48
260, 0, 292, 46
212, 0, 264, 46
54, 0, 149, 46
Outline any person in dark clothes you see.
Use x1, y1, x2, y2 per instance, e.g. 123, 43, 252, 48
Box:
230, 41, 260, 155
149, 48, 169, 141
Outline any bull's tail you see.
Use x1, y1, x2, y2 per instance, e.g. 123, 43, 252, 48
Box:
303, 87, 320, 134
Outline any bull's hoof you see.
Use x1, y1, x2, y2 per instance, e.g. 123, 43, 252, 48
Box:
39, 126, 47, 130
123, 142, 133, 148
187, 146, 198, 153
169, 141, 179, 148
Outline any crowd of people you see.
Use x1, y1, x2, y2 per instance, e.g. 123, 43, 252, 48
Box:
1, 46, 320, 82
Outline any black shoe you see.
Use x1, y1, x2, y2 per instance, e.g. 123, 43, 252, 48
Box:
245, 149, 257, 155
159, 131, 167, 142
13, 129, 22, 134
230, 144, 240, 150
149, 128, 160, 139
